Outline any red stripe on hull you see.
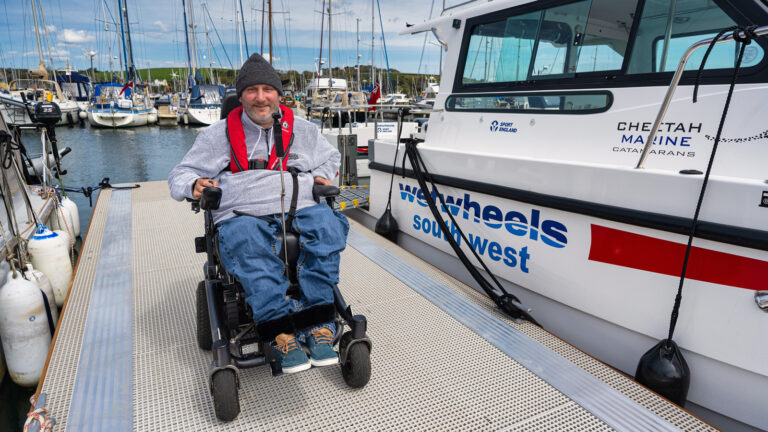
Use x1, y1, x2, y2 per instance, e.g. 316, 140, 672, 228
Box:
588, 225, 767, 291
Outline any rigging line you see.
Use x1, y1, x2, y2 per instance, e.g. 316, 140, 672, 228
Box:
280, 2, 292, 71
417, 0, 436, 76
2, 1, 15, 71
375, 0, 393, 94
238, 0, 249, 54
666, 27, 756, 343
203, 3, 234, 69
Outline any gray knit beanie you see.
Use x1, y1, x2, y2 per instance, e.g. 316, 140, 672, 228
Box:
236, 53, 283, 97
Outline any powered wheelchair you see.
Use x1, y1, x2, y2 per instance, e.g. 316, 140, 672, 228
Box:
189, 97, 371, 422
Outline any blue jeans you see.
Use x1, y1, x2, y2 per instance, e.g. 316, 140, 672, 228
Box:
217, 204, 349, 329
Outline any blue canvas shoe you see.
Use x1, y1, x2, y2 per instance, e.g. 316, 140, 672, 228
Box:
271, 333, 311, 374
306, 326, 338, 367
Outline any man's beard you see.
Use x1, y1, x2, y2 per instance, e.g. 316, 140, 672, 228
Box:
246, 101, 279, 125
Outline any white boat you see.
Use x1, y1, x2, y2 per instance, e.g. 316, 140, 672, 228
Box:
0, 92, 35, 127
322, 116, 420, 181
8, 79, 80, 126
87, 83, 157, 128
306, 77, 348, 108
378, 92, 412, 108
414, 77, 439, 108
360, 1, 768, 431
180, 84, 224, 126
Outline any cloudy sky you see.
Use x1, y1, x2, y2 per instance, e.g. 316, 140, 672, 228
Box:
1, 0, 455, 78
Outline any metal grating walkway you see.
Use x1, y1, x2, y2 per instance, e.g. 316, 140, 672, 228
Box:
36, 181, 715, 431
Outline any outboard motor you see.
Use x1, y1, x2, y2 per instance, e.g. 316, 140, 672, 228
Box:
33, 101, 66, 178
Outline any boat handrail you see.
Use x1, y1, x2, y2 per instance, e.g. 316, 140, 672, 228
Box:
0, 94, 34, 110
635, 25, 768, 169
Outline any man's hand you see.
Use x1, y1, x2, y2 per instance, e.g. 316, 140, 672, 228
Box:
193, 178, 219, 199
314, 176, 332, 186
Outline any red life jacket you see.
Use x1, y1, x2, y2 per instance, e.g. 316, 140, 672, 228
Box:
227, 103, 294, 173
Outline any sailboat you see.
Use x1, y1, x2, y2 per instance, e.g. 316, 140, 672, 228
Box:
178, 0, 223, 126
87, 0, 157, 128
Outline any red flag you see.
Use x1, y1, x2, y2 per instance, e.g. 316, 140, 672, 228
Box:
119, 80, 133, 95
367, 81, 380, 112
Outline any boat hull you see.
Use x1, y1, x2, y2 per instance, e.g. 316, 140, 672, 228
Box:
367, 89, 768, 430
88, 108, 154, 128
184, 107, 220, 125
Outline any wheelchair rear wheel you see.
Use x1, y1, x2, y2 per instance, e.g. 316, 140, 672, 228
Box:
196, 281, 212, 350
211, 368, 240, 421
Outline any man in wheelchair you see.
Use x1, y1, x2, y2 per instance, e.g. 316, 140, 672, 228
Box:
169, 53, 349, 374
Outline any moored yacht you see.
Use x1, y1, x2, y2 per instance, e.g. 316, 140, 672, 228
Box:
361, 1, 768, 431
87, 83, 157, 128
8, 79, 80, 126
180, 84, 224, 126
305, 77, 348, 109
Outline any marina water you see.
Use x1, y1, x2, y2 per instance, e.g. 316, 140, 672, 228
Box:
0, 124, 199, 431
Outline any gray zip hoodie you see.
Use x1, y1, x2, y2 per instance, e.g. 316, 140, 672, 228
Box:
168, 110, 340, 225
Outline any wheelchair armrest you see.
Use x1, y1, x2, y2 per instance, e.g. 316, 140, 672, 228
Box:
200, 187, 222, 210
312, 185, 340, 203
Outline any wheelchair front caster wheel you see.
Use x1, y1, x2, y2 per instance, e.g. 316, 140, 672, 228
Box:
340, 336, 371, 388
211, 369, 240, 421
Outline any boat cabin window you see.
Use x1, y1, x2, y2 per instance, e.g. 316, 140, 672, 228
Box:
350, 94, 365, 105
627, 0, 764, 73
446, 91, 611, 113
461, 0, 639, 84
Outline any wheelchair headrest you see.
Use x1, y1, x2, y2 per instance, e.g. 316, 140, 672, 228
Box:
220, 93, 241, 120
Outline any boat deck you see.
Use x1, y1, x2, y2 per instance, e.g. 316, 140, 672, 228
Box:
36, 181, 715, 431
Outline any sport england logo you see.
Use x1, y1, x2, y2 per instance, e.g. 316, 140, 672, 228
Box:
490, 120, 517, 133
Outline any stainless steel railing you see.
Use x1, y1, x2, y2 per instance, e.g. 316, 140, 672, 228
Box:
635, 26, 768, 169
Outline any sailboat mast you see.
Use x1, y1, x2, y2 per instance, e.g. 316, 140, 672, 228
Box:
268, 0, 272, 65
189, 0, 200, 78
36, 0, 57, 74
261, 0, 265, 55
29, 0, 45, 68
239, 0, 249, 55
102, 0, 114, 79
356, 18, 360, 91
370, 0, 374, 86
236, 0, 243, 65
117, 0, 130, 81
182, 0, 193, 87
122, 0, 137, 82
328, 0, 332, 89
203, 2, 214, 83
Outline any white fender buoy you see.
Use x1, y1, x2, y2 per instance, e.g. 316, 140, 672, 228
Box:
48, 202, 75, 240
78, 110, 88, 120
0, 271, 52, 387
183, 113, 189, 125
148, 110, 158, 124
60, 197, 81, 238
25, 264, 59, 325
28, 225, 72, 307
